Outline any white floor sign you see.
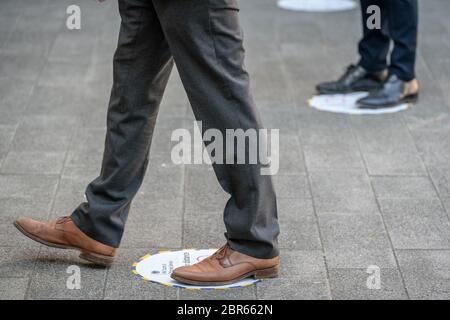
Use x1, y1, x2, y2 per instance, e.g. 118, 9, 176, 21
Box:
278, 0, 357, 12
309, 92, 410, 115
133, 249, 260, 290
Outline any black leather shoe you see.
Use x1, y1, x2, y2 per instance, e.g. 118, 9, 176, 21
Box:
316, 64, 388, 94
358, 74, 419, 109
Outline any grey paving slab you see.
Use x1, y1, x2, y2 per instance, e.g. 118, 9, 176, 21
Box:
0, 125, 16, 165
0, 247, 39, 278
328, 268, 408, 300
379, 199, 450, 249
272, 174, 311, 199
318, 214, 397, 268
104, 248, 177, 300
429, 167, 450, 199
0, 78, 34, 125
0, 277, 29, 300
0, 174, 59, 218
397, 250, 450, 300
300, 114, 365, 171
185, 167, 228, 212
11, 116, 75, 152
256, 249, 330, 300
183, 211, 226, 249
121, 196, 183, 249
27, 247, 107, 300
371, 176, 438, 199
1, 151, 66, 175
309, 170, 379, 215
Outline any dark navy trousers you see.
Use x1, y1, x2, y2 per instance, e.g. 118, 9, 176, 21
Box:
359, 0, 418, 81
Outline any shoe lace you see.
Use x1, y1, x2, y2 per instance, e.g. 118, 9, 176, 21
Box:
212, 244, 229, 260
339, 64, 357, 80
56, 216, 71, 224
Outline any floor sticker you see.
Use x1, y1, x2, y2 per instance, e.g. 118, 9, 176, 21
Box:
277, 0, 357, 12
132, 249, 260, 290
309, 92, 410, 115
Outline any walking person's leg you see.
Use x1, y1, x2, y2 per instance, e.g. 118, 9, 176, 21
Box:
152, 0, 280, 285
14, 0, 174, 265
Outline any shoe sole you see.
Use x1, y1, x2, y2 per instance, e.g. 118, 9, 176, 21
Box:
170, 265, 279, 287
358, 93, 419, 109
13, 221, 114, 267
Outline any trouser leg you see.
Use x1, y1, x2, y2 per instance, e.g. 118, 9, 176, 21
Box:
71, 0, 174, 247
386, 0, 418, 81
358, 0, 390, 72
153, 0, 279, 259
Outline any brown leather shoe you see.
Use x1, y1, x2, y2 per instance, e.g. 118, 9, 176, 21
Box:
171, 244, 279, 286
14, 217, 116, 267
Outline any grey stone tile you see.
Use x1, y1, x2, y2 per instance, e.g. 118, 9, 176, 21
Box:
318, 214, 397, 268
273, 174, 311, 199
363, 152, 427, 176
0, 125, 16, 164
185, 167, 228, 212
301, 114, 365, 170
379, 199, 450, 249
1, 151, 65, 175
38, 60, 91, 87
397, 250, 450, 300
121, 197, 183, 249
183, 211, 226, 249
0, 52, 44, 82
310, 171, 378, 215
104, 248, 177, 300
0, 216, 42, 248
429, 167, 450, 199
0, 174, 58, 218
371, 176, 438, 199
0, 277, 29, 300
328, 268, 407, 300
0, 247, 39, 278
256, 279, 330, 300
11, 116, 75, 152
27, 247, 107, 300
277, 134, 306, 175
0, 78, 34, 125
279, 214, 321, 250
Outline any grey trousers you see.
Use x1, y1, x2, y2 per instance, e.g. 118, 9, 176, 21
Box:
71, 0, 279, 259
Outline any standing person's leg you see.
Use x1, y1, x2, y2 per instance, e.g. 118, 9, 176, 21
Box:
358, 0, 390, 72
153, 0, 279, 261
15, 0, 174, 266
71, 0, 174, 248
316, 0, 389, 94
386, 0, 418, 81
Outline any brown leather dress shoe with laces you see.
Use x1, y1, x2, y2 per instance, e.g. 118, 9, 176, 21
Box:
14, 217, 116, 267
171, 244, 279, 286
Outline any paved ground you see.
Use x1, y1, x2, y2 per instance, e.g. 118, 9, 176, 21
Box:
1, 0, 450, 300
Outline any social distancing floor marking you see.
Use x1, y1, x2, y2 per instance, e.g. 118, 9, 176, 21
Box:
132, 249, 260, 290
309, 92, 410, 115
278, 0, 357, 12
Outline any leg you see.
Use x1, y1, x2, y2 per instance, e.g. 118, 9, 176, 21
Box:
387, 0, 418, 81
358, 0, 390, 72
71, 0, 174, 247
153, 0, 279, 259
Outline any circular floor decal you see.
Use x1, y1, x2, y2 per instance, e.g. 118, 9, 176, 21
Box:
132, 249, 260, 290
278, 0, 357, 12
309, 92, 410, 115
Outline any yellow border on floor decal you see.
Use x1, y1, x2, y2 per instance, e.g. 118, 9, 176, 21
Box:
131, 248, 262, 290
